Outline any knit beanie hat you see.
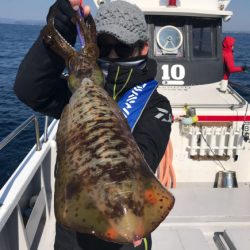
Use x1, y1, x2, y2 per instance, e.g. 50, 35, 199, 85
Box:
95, 1, 149, 45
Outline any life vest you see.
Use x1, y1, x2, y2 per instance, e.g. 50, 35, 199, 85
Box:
118, 80, 158, 131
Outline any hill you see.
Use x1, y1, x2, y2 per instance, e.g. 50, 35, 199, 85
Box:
0, 17, 44, 26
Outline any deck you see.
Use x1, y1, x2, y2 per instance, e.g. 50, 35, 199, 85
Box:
158, 82, 246, 110
152, 187, 250, 250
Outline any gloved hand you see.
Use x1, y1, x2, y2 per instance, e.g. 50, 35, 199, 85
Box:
47, 0, 77, 46
242, 65, 248, 72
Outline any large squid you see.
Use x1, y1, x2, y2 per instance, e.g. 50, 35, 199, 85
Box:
41, 8, 174, 243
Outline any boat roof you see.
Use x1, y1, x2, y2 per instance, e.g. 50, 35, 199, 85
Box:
92, 0, 233, 18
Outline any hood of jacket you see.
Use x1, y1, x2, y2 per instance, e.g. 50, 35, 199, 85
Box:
222, 36, 235, 51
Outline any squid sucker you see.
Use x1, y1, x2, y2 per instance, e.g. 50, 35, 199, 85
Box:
41, 9, 174, 244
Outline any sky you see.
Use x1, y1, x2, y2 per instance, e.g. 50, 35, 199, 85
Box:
0, 0, 97, 21
0, 0, 249, 32
223, 0, 250, 32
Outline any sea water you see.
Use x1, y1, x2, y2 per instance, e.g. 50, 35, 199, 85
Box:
0, 23, 250, 188
0, 23, 45, 187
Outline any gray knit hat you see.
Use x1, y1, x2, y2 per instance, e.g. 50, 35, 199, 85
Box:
95, 1, 149, 45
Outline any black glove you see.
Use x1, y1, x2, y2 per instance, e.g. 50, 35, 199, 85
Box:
47, 0, 77, 46
242, 65, 247, 72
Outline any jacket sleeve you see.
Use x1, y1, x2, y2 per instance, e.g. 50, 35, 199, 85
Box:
14, 34, 71, 119
224, 52, 243, 73
132, 91, 172, 173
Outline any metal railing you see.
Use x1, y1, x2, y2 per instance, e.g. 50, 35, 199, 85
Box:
0, 115, 49, 152
43, 116, 49, 143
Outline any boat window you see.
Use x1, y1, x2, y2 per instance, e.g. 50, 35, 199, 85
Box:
192, 27, 213, 57
147, 16, 220, 59
191, 18, 219, 58
154, 25, 184, 57
150, 16, 185, 58
156, 26, 183, 55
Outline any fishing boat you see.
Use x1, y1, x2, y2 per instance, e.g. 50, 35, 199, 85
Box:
1, 0, 250, 249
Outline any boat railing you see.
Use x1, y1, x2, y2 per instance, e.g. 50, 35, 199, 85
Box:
0, 117, 58, 250
0, 115, 50, 152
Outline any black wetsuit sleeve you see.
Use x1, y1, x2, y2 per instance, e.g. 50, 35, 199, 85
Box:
13, 34, 71, 119
132, 91, 172, 173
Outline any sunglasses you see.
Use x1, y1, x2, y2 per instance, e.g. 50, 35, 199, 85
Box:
97, 40, 142, 59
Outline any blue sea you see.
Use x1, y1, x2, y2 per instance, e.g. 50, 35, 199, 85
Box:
0, 23, 47, 188
0, 23, 250, 188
